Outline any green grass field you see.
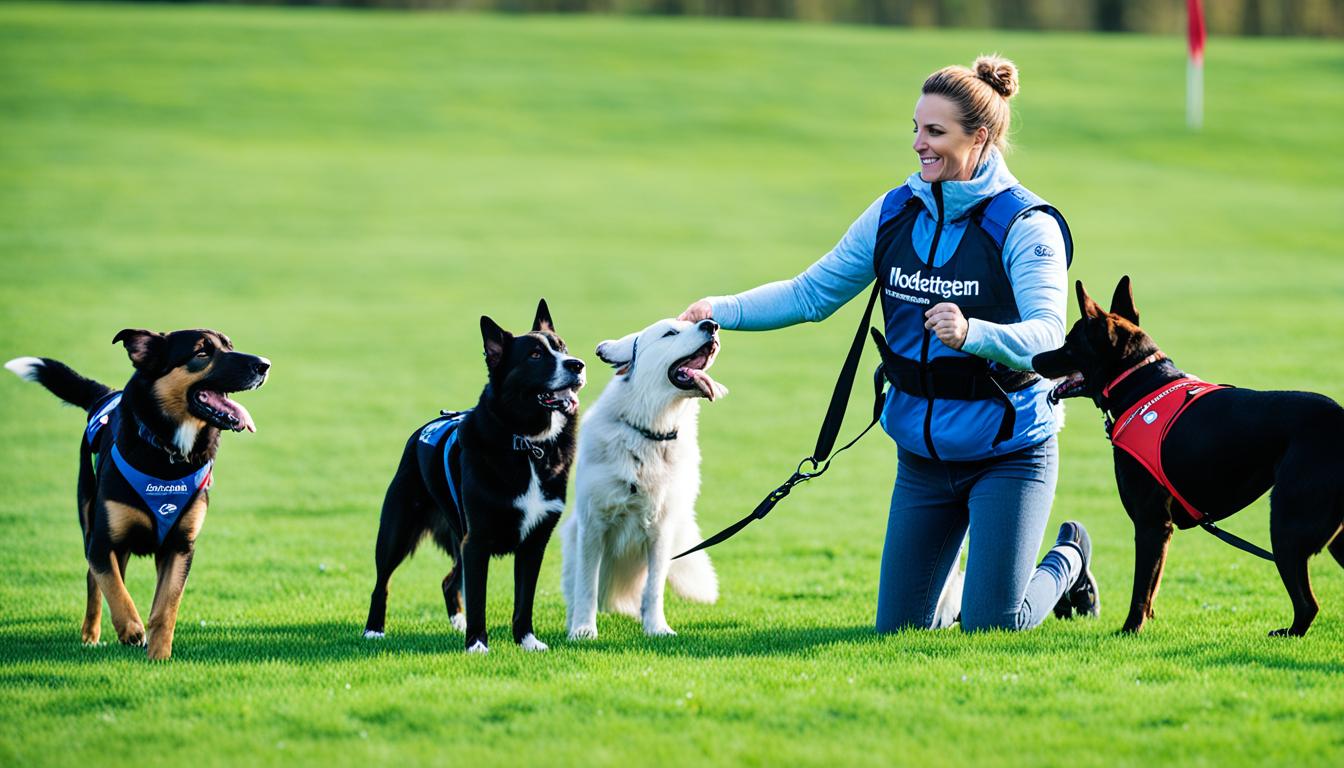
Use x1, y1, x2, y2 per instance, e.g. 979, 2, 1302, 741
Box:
2, 3, 1342, 765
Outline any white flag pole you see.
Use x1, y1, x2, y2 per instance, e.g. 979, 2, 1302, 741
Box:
1187, 57, 1203, 130
1187, 0, 1206, 131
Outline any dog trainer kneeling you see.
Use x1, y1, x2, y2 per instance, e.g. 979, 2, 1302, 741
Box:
682, 55, 1098, 632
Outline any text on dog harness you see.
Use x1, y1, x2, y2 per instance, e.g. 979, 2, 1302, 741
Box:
85, 392, 214, 544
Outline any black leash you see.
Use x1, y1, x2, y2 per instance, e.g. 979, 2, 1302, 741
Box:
1199, 520, 1274, 562
674, 282, 885, 560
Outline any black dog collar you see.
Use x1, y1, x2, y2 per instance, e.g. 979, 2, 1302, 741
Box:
134, 415, 188, 464
620, 417, 678, 442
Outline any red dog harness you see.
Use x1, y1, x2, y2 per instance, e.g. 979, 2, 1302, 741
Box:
1095, 353, 1271, 561
1108, 377, 1229, 525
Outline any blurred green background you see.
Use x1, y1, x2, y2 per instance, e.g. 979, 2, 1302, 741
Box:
1, 3, 1341, 766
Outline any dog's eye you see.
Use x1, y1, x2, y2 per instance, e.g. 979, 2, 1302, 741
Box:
661, 329, 678, 338
530, 349, 543, 359
195, 349, 211, 359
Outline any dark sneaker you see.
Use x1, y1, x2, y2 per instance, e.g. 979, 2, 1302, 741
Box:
1051, 521, 1100, 619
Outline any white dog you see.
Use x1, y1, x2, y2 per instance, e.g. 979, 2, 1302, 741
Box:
562, 318, 726, 638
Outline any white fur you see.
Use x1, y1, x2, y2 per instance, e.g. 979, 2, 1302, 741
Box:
515, 462, 566, 540
519, 633, 548, 652
4, 356, 42, 382
362, 630, 385, 640
174, 422, 200, 458
449, 613, 466, 633
530, 411, 566, 442
563, 319, 721, 641
934, 564, 964, 628
466, 639, 489, 654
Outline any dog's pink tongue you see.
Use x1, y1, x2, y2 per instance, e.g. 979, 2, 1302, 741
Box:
199, 390, 256, 433
681, 367, 728, 402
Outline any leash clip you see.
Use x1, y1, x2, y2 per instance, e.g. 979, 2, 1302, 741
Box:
757, 457, 826, 519
794, 455, 831, 481
512, 435, 545, 459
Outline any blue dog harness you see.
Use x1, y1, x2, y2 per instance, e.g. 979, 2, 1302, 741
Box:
418, 411, 469, 513
415, 408, 552, 516
85, 392, 213, 544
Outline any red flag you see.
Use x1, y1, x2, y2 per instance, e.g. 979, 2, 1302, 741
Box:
1187, 0, 1206, 65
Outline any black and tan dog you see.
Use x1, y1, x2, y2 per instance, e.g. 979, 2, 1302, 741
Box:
363, 300, 584, 653
5, 330, 269, 659
1033, 277, 1344, 636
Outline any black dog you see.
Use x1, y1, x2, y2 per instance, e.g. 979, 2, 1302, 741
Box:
363, 300, 585, 653
1033, 277, 1344, 636
5, 330, 269, 659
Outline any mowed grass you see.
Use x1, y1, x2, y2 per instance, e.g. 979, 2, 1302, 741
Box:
2, 3, 1343, 765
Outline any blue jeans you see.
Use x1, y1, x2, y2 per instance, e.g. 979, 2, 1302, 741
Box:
875, 436, 1077, 632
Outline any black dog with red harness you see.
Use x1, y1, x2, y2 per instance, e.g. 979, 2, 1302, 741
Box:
1033, 276, 1344, 636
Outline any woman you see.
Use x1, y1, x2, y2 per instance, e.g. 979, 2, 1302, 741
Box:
680, 55, 1098, 632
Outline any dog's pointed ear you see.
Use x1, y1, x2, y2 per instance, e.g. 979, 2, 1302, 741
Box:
1109, 275, 1139, 325
112, 329, 165, 370
532, 298, 554, 334
1076, 280, 1104, 320
481, 316, 512, 370
595, 332, 638, 374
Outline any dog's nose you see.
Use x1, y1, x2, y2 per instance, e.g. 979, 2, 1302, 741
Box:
563, 358, 585, 373
252, 357, 271, 376
699, 320, 720, 334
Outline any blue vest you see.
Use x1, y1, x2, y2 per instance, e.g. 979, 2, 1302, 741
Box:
874, 183, 1073, 461
416, 411, 469, 514
85, 393, 214, 545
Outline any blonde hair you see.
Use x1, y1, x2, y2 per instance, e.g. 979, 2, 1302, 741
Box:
921, 54, 1019, 155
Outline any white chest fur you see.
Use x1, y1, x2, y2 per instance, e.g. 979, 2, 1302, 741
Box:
514, 461, 564, 540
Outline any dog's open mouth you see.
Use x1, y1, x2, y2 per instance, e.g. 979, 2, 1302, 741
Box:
1048, 373, 1089, 404
539, 388, 580, 415
190, 388, 257, 432
668, 340, 727, 401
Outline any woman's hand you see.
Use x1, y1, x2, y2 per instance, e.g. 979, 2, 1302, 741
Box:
924, 302, 968, 350
678, 299, 714, 323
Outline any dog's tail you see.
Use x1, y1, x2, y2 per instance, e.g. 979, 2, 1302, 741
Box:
668, 517, 719, 604
5, 357, 112, 412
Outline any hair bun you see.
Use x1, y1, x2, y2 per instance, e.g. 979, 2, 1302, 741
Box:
974, 55, 1019, 99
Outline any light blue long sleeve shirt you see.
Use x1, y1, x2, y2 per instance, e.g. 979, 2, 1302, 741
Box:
707, 150, 1068, 373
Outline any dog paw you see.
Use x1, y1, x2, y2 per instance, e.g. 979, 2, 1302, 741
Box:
449, 613, 466, 633
118, 622, 146, 647
362, 630, 385, 640
466, 640, 489, 654
643, 622, 677, 637
1268, 627, 1305, 638
568, 624, 598, 641
519, 633, 549, 652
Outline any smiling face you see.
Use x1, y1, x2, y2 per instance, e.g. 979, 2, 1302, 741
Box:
114, 327, 270, 450
503, 330, 586, 416
912, 94, 989, 183
595, 318, 726, 402
480, 300, 586, 423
